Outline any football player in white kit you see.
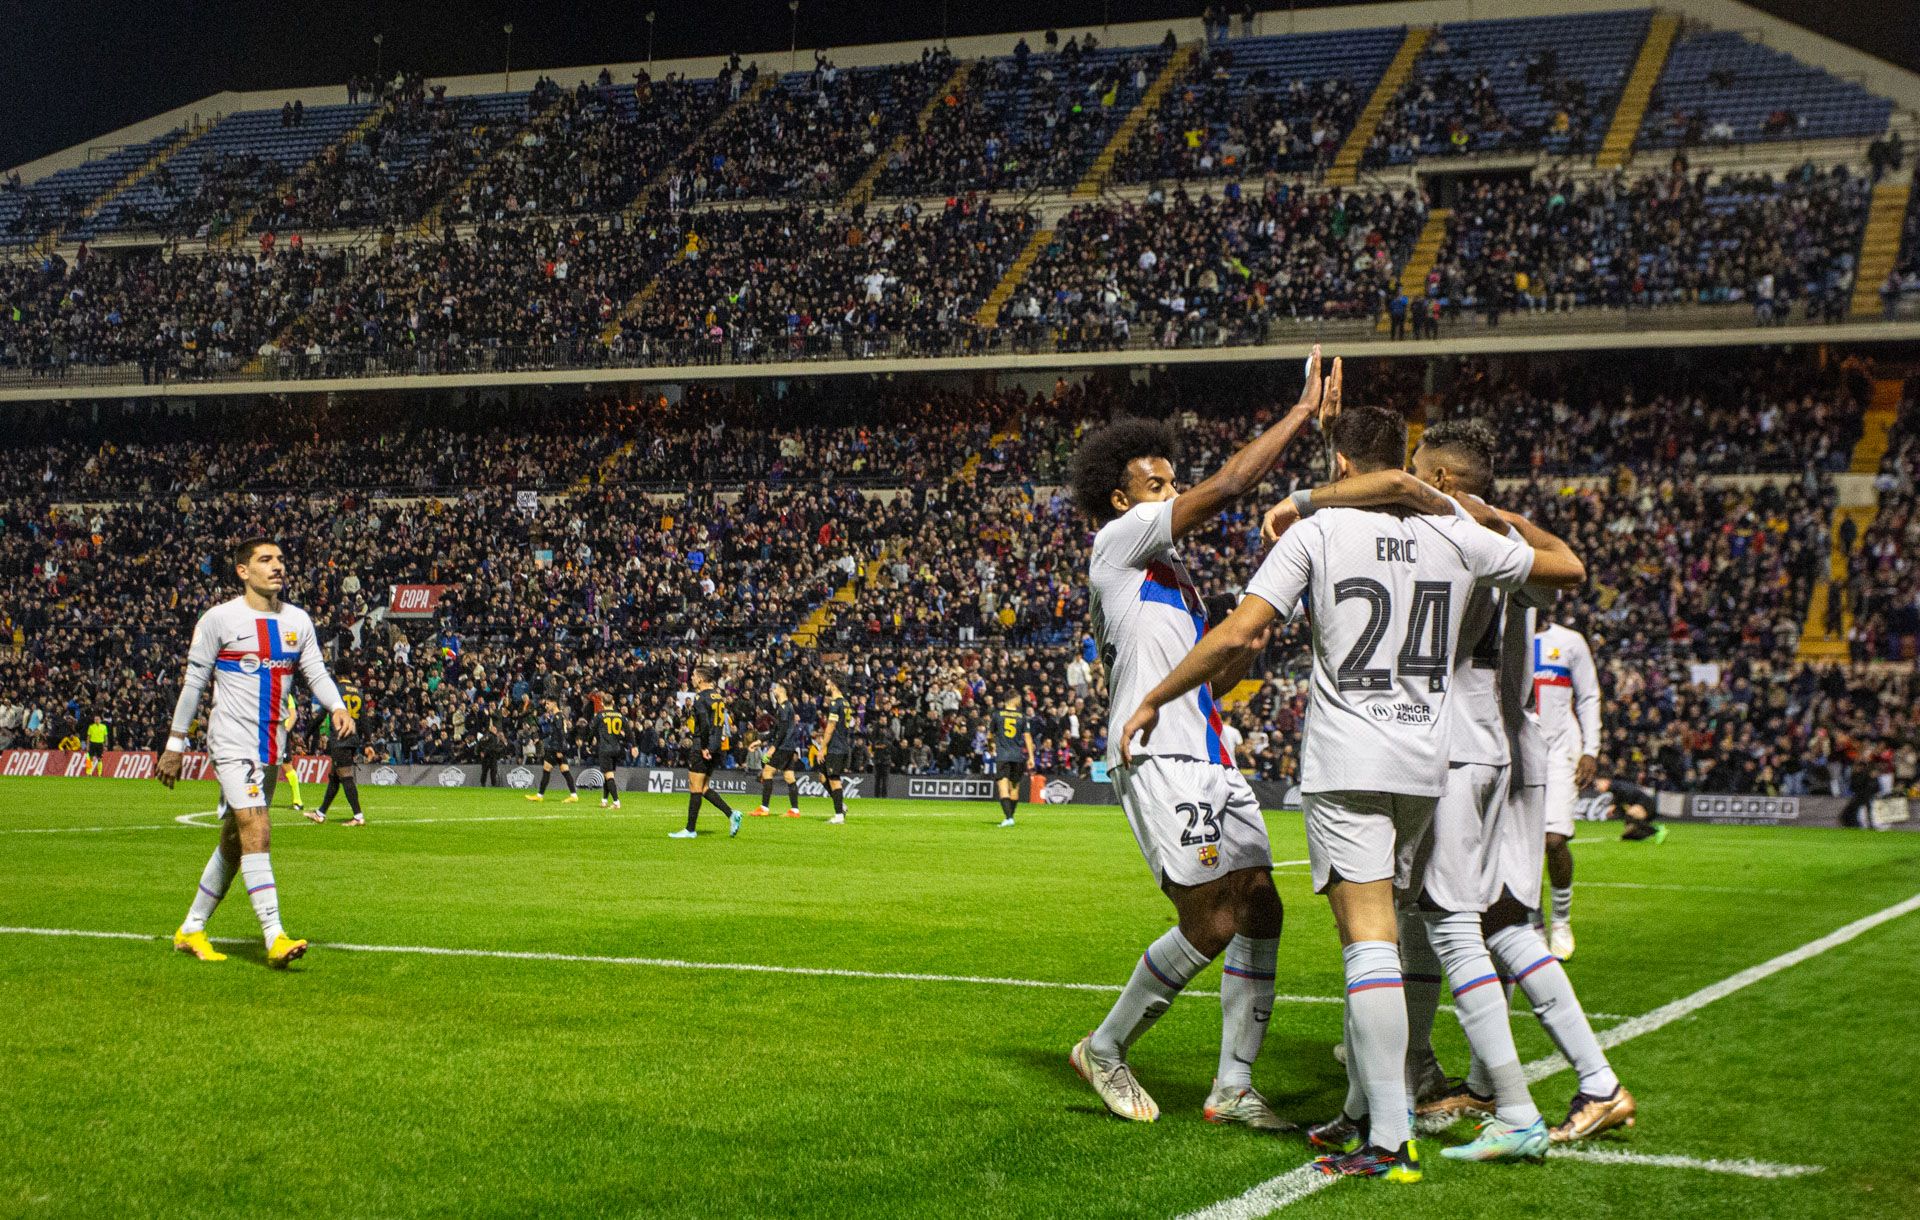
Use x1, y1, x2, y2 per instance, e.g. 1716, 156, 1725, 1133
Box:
159, 538, 353, 968
1124, 403, 1585, 1181
1534, 618, 1601, 959
1064, 347, 1335, 1133
1388, 421, 1635, 1145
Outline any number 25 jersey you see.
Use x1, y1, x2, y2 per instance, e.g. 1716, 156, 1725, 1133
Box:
1244, 504, 1534, 798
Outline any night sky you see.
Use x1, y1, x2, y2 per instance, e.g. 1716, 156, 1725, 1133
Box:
4, 0, 1917, 173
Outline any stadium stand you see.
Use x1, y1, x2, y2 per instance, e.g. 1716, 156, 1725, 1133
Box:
1638, 26, 1896, 151
1111, 26, 1402, 182
1364, 9, 1650, 166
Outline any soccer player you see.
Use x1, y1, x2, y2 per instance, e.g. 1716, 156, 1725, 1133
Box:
752, 683, 808, 818
279, 689, 306, 813
1582, 776, 1665, 843
83, 713, 108, 776
1397, 421, 1636, 1146
1121, 403, 1584, 1180
526, 697, 579, 802
1534, 617, 1601, 958
1064, 346, 1336, 1135
159, 537, 353, 969
814, 677, 855, 826
594, 701, 629, 808
1373, 419, 1591, 1159
672, 667, 741, 839
309, 676, 367, 825
991, 693, 1034, 827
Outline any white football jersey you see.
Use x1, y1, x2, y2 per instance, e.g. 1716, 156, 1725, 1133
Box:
169, 597, 344, 765
1245, 503, 1535, 797
1091, 500, 1235, 768
1532, 623, 1601, 758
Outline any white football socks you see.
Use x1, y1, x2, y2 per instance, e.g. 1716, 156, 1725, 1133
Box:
1424, 910, 1538, 1126
239, 853, 283, 946
1487, 922, 1620, 1098
1217, 934, 1277, 1090
1342, 940, 1411, 1151
180, 848, 234, 934
1090, 927, 1214, 1061
1551, 885, 1573, 926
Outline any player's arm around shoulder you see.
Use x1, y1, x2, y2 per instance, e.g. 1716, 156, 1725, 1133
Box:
1120, 589, 1283, 764
1446, 494, 1585, 590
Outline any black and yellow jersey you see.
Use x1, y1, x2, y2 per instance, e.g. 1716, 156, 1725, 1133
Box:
691, 690, 730, 751
820, 696, 855, 758
594, 710, 628, 757
992, 707, 1030, 763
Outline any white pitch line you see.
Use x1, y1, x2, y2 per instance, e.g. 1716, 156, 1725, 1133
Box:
1183, 890, 1920, 1220
0, 805, 1135, 834
1579, 881, 1805, 896
1523, 890, 1920, 1083
1550, 1149, 1823, 1179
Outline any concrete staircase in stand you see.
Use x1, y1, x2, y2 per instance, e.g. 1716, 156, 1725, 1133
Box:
1595, 12, 1680, 170
1328, 26, 1432, 187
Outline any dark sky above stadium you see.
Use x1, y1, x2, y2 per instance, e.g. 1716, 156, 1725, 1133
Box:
4, 0, 1916, 172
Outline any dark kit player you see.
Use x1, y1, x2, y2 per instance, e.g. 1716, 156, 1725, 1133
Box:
595, 700, 629, 808
753, 683, 808, 818
525, 698, 578, 803
992, 693, 1035, 827
672, 667, 741, 838
814, 676, 856, 825
309, 676, 368, 825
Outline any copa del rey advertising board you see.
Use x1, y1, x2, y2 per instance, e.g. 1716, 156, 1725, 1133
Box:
0, 750, 332, 782
387, 584, 450, 618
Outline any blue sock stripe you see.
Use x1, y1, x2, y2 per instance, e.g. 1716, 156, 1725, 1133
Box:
1514, 955, 1558, 982
1141, 951, 1181, 990
246, 882, 275, 896
1222, 966, 1276, 980
1346, 978, 1403, 994
197, 884, 223, 900
1452, 973, 1502, 997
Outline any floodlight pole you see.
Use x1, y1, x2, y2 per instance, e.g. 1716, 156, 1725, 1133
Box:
504, 23, 514, 93
646, 10, 657, 71
373, 33, 384, 82
789, 2, 800, 74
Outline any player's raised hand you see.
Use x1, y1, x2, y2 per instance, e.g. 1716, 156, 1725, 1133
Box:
1319, 356, 1343, 431
1261, 497, 1301, 543
1290, 345, 1323, 416
156, 750, 182, 790
331, 706, 356, 738
1118, 704, 1159, 766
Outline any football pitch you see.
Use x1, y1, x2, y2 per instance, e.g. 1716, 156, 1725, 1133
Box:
2, 778, 1917, 1219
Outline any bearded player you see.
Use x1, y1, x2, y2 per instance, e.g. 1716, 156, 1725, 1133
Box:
160, 538, 353, 968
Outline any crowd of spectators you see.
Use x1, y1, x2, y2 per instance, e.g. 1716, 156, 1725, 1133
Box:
1001, 184, 1423, 352
875, 39, 1161, 196
1114, 48, 1360, 182
1426, 161, 1870, 322
609, 196, 1027, 364
1, 362, 1912, 797
1364, 45, 1605, 167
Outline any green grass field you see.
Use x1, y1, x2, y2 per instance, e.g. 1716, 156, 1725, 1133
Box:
2, 777, 1917, 1219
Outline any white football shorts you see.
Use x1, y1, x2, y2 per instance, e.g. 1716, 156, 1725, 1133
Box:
1542, 747, 1578, 840
1302, 789, 1438, 895
1488, 779, 1547, 912
213, 758, 272, 812
1406, 762, 1509, 914
1112, 754, 1272, 888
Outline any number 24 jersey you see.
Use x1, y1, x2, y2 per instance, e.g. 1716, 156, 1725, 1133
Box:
1244, 504, 1534, 797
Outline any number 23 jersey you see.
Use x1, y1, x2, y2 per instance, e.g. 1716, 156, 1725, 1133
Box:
1244, 505, 1534, 797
